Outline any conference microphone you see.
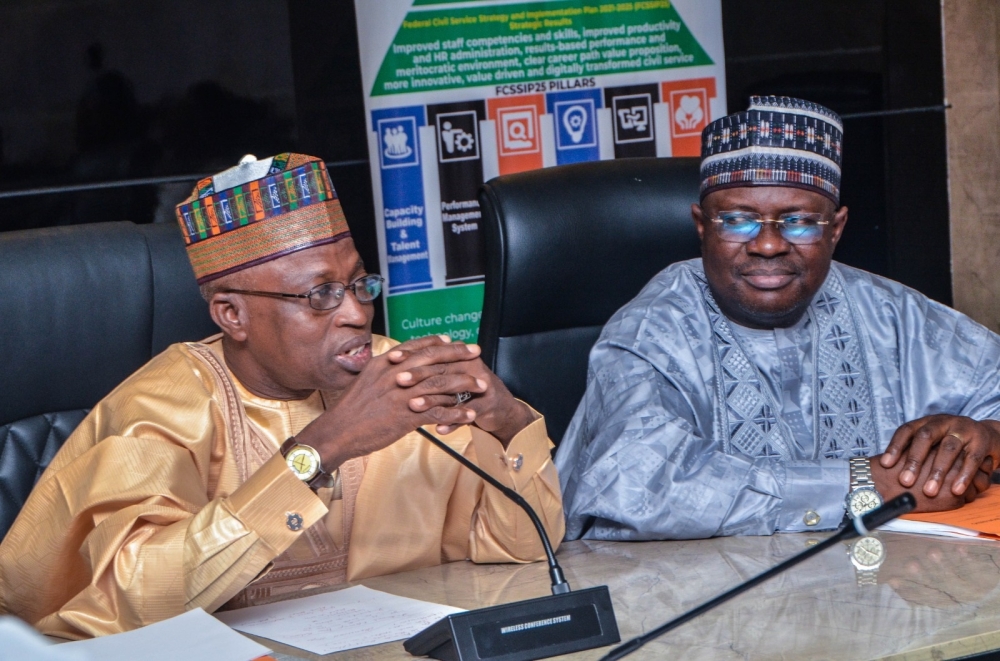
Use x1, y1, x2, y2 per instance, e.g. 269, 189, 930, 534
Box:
404, 427, 621, 661
599, 493, 918, 661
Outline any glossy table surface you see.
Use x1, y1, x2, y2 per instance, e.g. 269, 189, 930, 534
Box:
252, 531, 1000, 661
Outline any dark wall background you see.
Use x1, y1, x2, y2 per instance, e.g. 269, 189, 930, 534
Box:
722, 0, 951, 305
0, 0, 951, 316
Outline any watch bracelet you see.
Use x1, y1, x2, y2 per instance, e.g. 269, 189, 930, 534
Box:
856, 570, 879, 586
849, 456, 875, 490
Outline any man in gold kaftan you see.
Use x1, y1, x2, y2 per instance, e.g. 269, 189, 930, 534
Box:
0, 153, 564, 639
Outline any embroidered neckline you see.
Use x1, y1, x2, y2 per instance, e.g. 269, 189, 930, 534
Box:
694, 264, 880, 459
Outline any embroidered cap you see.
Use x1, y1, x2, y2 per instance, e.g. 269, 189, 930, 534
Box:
175, 153, 351, 284
700, 96, 843, 204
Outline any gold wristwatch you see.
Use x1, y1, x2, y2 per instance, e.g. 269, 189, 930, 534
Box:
281, 437, 336, 491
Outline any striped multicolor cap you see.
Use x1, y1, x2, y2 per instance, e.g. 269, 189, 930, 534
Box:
700, 96, 844, 204
175, 153, 350, 284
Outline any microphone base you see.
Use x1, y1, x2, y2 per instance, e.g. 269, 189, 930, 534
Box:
404, 585, 620, 661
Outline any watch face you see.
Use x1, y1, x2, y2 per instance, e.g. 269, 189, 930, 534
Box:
849, 488, 882, 517
286, 446, 321, 481
850, 536, 885, 570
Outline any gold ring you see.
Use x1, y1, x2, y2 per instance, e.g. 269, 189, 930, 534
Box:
944, 432, 965, 444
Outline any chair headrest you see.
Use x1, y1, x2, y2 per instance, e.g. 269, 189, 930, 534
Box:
0, 222, 215, 426
479, 157, 702, 339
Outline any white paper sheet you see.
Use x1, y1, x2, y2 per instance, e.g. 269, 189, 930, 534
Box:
0, 616, 90, 661
881, 518, 992, 539
60, 608, 270, 661
214, 585, 466, 655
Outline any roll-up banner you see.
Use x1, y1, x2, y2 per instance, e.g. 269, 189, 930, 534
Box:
355, 0, 726, 342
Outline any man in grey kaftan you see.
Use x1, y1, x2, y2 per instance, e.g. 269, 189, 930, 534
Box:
555, 96, 1000, 540
555, 258, 1000, 539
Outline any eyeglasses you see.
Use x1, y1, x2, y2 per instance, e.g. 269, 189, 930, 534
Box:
711, 211, 829, 245
223, 274, 384, 310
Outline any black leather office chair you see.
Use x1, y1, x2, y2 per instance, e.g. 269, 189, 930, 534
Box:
0, 221, 217, 539
478, 157, 702, 445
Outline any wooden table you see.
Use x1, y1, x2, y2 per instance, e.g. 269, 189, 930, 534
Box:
251, 531, 1000, 661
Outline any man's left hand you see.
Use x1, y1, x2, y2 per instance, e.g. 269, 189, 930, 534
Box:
389, 339, 536, 446
880, 415, 1000, 497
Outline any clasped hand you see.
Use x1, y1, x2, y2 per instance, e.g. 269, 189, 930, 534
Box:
872, 414, 1000, 511
297, 335, 534, 470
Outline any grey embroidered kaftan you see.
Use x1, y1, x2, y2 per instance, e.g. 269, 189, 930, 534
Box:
554, 259, 1000, 540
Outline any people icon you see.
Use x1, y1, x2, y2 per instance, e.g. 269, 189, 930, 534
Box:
383, 125, 412, 160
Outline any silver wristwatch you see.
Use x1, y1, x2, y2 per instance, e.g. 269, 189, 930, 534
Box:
847, 535, 886, 586
846, 457, 883, 518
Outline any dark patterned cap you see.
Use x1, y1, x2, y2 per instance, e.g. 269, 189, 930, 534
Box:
700, 96, 843, 204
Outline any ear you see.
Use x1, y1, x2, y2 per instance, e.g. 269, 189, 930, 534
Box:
209, 293, 251, 342
691, 202, 707, 242
829, 205, 848, 247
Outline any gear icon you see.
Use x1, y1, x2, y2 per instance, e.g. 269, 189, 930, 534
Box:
454, 132, 475, 152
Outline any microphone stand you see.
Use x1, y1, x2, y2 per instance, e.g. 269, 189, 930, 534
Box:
414, 427, 570, 594
599, 493, 918, 661
404, 427, 621, 661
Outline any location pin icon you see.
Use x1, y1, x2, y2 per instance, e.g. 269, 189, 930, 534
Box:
563, 105, 588, 144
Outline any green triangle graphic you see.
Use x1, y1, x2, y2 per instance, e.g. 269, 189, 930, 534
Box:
371, 1, 714, 96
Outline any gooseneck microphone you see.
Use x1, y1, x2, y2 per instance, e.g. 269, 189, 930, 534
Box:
414, 426, 570, 593
405, 427, 621, 661
599, 493, 918, 661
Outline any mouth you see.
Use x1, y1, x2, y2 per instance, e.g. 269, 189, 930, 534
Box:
740, 269, 798, 290
334, 337, 372, 372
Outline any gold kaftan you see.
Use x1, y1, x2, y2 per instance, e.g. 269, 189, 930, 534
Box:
0, 334, 564, 639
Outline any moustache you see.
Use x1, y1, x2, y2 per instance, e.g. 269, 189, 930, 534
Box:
735, 259, 802, 276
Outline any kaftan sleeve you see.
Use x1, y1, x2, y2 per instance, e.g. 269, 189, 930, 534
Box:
555, 346, 848, 541
0, 348, 327, 639
962, 341, 1000, 421
861, 274, 1000, 426
441, 411, 565, 564
932, 305, 1000, 421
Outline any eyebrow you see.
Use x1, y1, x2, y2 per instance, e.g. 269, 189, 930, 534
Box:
717, 204, 821, 215
347, 259, 367, 279
307, 259, 367, 283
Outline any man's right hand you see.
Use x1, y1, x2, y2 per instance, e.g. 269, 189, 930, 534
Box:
295, 335, 485, 470
870, 449, 993, 512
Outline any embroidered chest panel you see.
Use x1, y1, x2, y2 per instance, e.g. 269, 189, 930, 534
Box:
699, 268, 880, 460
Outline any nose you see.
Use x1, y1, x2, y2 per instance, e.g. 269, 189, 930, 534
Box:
745, 221, 791, 257
333, 289, 369, 327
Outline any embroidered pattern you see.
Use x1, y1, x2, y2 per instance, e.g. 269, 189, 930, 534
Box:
700, 96, 843, 203
698, 266, 879, 460
186, 341, 365, 610
174, 154, 351, 284
811, 271, 880, 458
702, 288, 791, 459
177, 159, 337, 245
